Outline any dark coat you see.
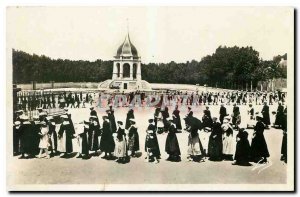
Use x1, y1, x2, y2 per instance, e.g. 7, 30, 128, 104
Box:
202, 109, 212, 128
275, 105, 284, 126
88, 124, 101, 151
281, 108, 287, 160
145, 124, 161, 158
67, 116, 76, 135
79, 127, 89, 155
108, 113, 117, 133
233, 106, 240, 117
162, 107, 170, 130
100, 121, 115, 152
261, 105, 270, 125
165, 124, 181, 156
184, 111, 194, 127
281, 131, 287, 160
145, 133, 160, 158
128, 126, 140, 151
19, 122, 39, 155
116, 127, 126, 142
172, 109, 182, 130
31, 122, 42, 155
154, 108, 160, 129
162, 107, 170, 119
208, 122, 223, 161
90, 110, 98, 117
147, 123, 156, 133
232, 106, 240, 125
125, 109, 134, 130
219, 106, 227, 124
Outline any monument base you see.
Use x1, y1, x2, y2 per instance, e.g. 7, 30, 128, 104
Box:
98, 79, 152, 92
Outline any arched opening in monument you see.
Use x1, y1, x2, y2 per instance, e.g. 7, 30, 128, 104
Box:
133, 63, 137, 79
123, 63, 130, 78
116, 63, 120, 78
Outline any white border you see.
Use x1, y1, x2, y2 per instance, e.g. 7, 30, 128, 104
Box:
2, 0, 298, 194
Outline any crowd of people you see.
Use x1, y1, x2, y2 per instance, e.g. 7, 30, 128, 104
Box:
16, 91, 97, 111
13, 89, 288, 165
16, 90, 287, 112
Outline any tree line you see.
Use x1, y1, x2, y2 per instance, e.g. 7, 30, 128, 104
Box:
12, 46, 286, 89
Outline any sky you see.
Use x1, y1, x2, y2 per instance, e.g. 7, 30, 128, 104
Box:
7, 7, 293, 63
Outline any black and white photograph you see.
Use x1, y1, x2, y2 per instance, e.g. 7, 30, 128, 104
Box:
6, 6, 294, 191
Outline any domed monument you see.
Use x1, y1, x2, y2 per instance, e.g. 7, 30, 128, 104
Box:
98, 32, 152, 92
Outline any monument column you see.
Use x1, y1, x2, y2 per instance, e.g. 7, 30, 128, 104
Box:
130, 63, 133, 80
136, 62, 141, 80
112, 62, 118, 79
120, 63, 123, 79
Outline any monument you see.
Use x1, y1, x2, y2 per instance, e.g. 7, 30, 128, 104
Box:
98, 32, 152, 92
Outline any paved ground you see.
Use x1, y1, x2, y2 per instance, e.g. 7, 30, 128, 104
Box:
8, 103, 287, 185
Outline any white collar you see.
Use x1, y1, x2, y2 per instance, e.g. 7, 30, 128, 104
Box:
171, 123, 176, 128
63, 121, 70, 125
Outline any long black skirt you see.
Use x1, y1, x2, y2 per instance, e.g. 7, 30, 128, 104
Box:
250, 134, 270, 161
165, 133, 181, 156
100, 133, 115, 153
235, 139, 251, 164
208, 136, 223, 161
281, 133, 287, 161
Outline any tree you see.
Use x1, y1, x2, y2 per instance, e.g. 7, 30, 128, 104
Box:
12, 48, 286, 90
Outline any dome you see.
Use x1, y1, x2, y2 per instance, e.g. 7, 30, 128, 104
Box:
116, 33, 139, 58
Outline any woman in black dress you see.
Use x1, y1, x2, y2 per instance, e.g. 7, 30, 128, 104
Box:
127, 119, 140, 157
88, 116, 101, 156
250, 116, 270, 163
233, 128, 251, 166
145, 119, 161, 163
280, 107, 287, 163
125, 108, 135, 130
145, 130, 160, 164
165, 119, 181, 162
58, 115, 75, 157
261, 102, 271, 128
100, 116, 115, 159
172, 105, 182, 132
154, 107, 160, 131
76, 121, 89, 159
275, 102, 284, 128
106, 109, 117, 133
207, 118, 223, 161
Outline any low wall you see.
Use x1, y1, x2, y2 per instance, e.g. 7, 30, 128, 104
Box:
16, 82, 228, 92
17, 82, 99, 90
